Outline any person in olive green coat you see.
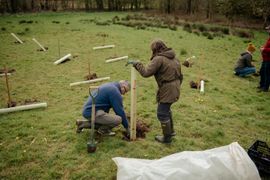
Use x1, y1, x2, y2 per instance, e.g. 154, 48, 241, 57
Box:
127, 39, 183, 143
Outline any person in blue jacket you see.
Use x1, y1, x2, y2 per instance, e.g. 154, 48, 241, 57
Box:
76, 80, 130, 136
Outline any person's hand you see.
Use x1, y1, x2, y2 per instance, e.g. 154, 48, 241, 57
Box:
125, 59, 138, 66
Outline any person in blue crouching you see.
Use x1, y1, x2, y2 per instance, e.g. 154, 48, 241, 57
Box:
76, 80, 130, 136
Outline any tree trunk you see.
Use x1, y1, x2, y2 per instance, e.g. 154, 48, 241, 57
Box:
143, 0, 149, 10
186, 0, 192, 15
10, 0, 17, 13
108, 0, 114, 10
5, 0, 10, 12
167, 0, 171, 14
31, 0, 35, 11
134, 0, 138, 10
45, 0, 49, 10
206, 0, 214, 20
85, 0, 89, 10
72, 0, 74, 10
96, 0, 103, 10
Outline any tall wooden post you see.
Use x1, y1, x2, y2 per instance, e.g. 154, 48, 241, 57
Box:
58, 39, 60, 59
130, 67, 137, 140
88, 62, 91, 76
4, 66, 12, 107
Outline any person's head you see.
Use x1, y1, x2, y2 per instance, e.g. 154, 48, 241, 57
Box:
247, 43, 256, 54
119, 80, 130, 95
150, 39, 168, 57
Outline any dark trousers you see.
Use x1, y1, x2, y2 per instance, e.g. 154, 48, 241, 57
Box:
157, 103, 172, 122
259, 61, 270, 91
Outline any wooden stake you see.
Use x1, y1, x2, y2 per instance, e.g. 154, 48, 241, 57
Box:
130, 67, 137, 140
58, 39, 60, 59
88, 62, 91, 76
4, 66, 12, 107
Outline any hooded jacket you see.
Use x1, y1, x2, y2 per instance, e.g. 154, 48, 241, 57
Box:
234, 51, 254, 71
134, 48, 183, 103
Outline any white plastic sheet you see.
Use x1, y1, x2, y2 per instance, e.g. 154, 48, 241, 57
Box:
113, 142, 260, 180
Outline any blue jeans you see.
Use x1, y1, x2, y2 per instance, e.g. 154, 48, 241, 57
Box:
259, 61, 270, 91
157, 103, 172, 122
235, 67, 256, 77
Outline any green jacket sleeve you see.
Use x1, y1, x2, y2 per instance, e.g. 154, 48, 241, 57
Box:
134, 57, 162, 77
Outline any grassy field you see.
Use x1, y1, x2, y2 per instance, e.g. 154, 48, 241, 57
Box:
0, 12, 269, 179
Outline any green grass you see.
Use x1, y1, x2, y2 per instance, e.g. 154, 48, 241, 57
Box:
0, 12, 269, 179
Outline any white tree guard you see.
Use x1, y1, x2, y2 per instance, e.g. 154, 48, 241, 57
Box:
93, 45, 115, 50
70, 77, 110, 87
105, 56, 128, 63
54, 54, 72, 65
0, 103, 47, 114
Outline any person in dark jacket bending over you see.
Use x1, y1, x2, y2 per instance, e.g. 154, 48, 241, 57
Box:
258, 25, 270, 92
234, 43, 256, 77
127, 39, 183, 144
76, 80, 130, 136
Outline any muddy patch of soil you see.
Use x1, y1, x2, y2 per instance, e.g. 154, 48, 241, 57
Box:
182, 60, 194, 67
0, 68, 16, 74
7, 101, 17, 108
122, 114, 150, 141
84, 73, 97, 80
23, 99, 39, 105
190, 80, 200, 89
37, 47, 49, 51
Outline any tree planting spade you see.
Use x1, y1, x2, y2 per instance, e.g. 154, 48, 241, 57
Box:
87, 87, 99, 153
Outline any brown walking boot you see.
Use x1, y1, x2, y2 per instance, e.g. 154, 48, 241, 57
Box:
76, 120, 91, 133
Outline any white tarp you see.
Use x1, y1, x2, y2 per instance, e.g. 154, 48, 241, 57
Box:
113, 142, 260, 180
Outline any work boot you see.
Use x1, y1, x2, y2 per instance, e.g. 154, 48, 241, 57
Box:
76, 120, 91, 133
155, 120, 172, 144
97, 126, 116, 136
169, 111, 176, 136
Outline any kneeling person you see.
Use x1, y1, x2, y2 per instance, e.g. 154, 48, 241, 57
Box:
234, 43, 256, 77
76, 80, 130, 136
